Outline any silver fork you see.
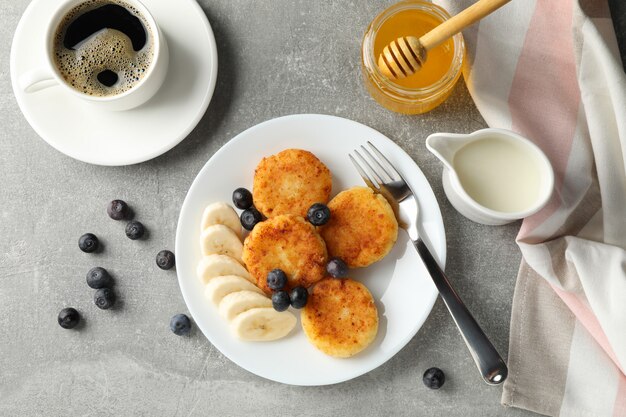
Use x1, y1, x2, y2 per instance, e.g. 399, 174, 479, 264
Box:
350, 142, 508, 385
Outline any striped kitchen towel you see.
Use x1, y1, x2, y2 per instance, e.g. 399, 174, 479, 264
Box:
435, 0, 626, 416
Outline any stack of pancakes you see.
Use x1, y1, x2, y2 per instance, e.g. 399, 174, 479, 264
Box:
243, 149, 398, 358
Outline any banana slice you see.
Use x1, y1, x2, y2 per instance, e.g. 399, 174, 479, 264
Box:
218, 290, 272, 321
230, 307, 297, 341
201, 202, 242, 238
197, 254, 251, 284
200, 224, 244, 262
204, 275, 264, 305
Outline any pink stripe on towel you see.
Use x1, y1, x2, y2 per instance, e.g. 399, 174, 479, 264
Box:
552, 285, 624, 374
506, 0, 581, 237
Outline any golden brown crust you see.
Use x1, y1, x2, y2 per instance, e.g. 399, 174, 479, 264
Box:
253, 149, 332, 218
319, 186, 398, 268
242, 215, 328, 294
301, 278, 378, 358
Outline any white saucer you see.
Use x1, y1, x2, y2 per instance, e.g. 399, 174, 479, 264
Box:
10, 0, 218, 166
176, 114, 446, 386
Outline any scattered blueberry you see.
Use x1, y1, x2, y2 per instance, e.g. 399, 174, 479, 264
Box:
266, 269, 287, 291
326, 257, 348, 278
86, 267, 113, 289
271, 291, 291, 312
107, 199, 129, 220
156, 250, 175, 270
94, 288, 116, 309
58, 307, 80, 329
423, 367, 445, 389
232, 188, 253, 210
289, 286, 308, 309
170, 314, 191, 336
125, 220, 145, 240
78, 233, 99, 253
240, 207, 263, 231
307, 203, 331, 226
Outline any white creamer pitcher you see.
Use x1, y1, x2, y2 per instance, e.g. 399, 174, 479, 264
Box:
426, 128, 554, 225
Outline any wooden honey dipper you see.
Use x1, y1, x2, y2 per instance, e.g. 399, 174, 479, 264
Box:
378, 0, 511, 80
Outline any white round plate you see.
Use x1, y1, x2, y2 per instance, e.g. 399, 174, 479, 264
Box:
10, 0, 217, 166
176, 114, 445, 386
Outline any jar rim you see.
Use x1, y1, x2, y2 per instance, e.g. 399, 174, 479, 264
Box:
362, 0, 465, 98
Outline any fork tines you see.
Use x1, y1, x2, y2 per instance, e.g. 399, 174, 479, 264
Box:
349, 142, 403, 189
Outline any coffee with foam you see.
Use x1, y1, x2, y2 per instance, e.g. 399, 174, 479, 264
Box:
53, 0, 154, 97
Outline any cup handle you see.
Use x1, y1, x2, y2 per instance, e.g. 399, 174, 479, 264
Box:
19, 68, 57, 93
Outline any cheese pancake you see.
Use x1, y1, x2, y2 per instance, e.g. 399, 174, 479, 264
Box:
320, 186, 398, 268
242, 215, 327, 294
253, 149, 332, 218
301, 278, 378, 358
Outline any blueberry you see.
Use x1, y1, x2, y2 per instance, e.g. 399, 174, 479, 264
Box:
78, 233, 99, 253
94, 288, 115, 309
271, 291, 290, 312
156, 250, 175, 270
326, 257, 348, 278
267, 269, 287, 291
232, 188, 253, 210
422, 367, 445, 389
170, 314, 191, 336
86, 267, 113, 289
289, 286, 308, 309
307, 203, 331, 226
58, 307, 80, 329
240, 207, 263, 231
125, 220, 145, 240
107, 199, 129, 220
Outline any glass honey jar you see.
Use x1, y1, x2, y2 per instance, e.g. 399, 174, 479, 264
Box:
361, 0, 465, 114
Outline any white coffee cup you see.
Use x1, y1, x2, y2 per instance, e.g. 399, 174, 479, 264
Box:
18, 0, 169, 111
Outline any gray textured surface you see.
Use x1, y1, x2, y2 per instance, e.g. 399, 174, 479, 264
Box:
0, 0, 536, 416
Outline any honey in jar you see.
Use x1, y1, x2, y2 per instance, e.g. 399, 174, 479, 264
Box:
362, 1, 465, 114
